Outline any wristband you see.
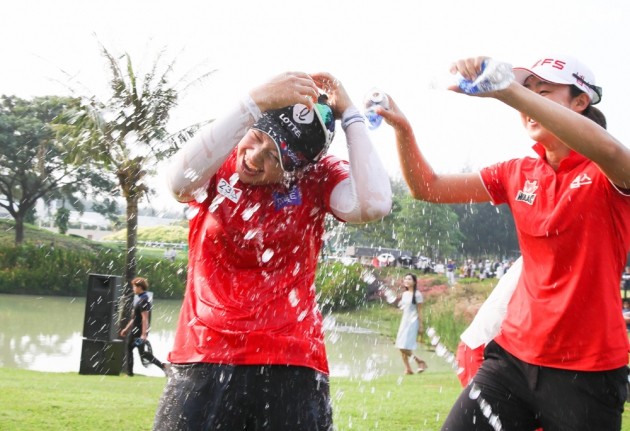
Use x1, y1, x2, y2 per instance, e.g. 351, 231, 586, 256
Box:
341, 106, 365, 131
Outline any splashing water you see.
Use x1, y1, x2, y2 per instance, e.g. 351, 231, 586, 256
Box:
241, 203, 261, 221
191, 187, 208, 203
244, 229, 259, 240
468, 383, 504, 431
184, 206, 200, 220
209, 195, 225, 213
261, 249, 274, 263
382, 287, 397, 304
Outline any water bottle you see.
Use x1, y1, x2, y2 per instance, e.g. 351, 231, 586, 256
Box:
363, 88, 390, 130
429, 59, 514, 94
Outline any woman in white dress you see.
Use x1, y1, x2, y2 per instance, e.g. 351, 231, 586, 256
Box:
395, 273, 428, 374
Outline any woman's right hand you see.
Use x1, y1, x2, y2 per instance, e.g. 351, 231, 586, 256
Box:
378, 94, 412, 133
249, 72, 320, 112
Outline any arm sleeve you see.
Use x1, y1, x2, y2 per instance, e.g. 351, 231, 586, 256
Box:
329, 107, 392, 223
460, 256, 523, 349
165, 95, 261, 203
479, 162, 511, 205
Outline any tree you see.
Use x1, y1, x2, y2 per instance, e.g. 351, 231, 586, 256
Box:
451, 202, 519, 258
0, 95, 99, 244
55, 44, 214, 306
332, 179, 462, 259
54, 207, 70, 234
394, 194, 462, 260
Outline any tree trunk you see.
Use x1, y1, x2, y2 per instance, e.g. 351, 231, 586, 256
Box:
14, 216, 24, 245
119, 196, 139, 338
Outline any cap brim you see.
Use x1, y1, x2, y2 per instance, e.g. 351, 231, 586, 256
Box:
513, 67, 601, 104
513, 67, 574, 86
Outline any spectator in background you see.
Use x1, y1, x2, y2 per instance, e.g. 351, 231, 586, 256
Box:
120, 277, 168, 377
446, 259, 456, 287
395, 273, 428, 374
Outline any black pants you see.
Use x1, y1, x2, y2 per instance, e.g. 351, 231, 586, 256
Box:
153, 364, 333, 431
441, 341, 627, 431
126, 338, 164, 375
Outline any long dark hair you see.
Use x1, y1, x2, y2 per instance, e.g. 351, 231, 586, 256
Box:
570, 85, 607, 129
405, 273, 418, 304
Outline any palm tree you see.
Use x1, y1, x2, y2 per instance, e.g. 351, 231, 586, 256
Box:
57, 44, 214, 307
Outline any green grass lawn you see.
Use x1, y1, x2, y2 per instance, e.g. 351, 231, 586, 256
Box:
2, 367, 630, 431
0, 367, 461, 431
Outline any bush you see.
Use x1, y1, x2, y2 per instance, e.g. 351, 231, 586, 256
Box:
0, 244, 186, 298
315, 261, 367, 312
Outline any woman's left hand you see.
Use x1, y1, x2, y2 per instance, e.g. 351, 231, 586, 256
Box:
311, 72, 353, 118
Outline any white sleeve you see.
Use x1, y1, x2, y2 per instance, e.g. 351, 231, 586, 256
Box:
459, 256, 523, 349
164, 95, 261, 202
329, 108, 392, 223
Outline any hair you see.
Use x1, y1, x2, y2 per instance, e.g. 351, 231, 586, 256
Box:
132, 277, 149, 291
569, 85, 607, 129
405, 273, 419, 304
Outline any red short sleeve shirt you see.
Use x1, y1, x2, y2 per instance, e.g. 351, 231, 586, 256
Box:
167, 152, 349, 374
480, 144, 630, 371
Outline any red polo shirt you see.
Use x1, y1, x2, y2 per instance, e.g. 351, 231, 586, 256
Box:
167, 151, 349, 374
480, 144, 630, 371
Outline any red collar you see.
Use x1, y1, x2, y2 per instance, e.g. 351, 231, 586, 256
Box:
532, 143, 588, 171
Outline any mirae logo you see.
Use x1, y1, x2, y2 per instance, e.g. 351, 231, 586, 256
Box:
515, 179, 538, 205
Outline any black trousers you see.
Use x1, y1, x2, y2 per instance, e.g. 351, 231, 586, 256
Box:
153, 364, 333, 431
441, 341, 627, 431
126, 338, 164, 375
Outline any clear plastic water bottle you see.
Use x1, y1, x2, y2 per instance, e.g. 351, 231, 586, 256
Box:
363, 88, 390, 130
429, 59, 514, 94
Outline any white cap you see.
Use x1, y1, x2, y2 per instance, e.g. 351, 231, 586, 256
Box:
513, 56, 602, 104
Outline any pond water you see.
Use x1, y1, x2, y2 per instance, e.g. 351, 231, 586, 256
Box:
0, 294, 450, 378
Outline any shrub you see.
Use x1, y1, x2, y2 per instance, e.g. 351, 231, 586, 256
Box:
315, 261, 367, 312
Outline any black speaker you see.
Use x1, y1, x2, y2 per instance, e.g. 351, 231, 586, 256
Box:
79, 339, 124, 375
82, 274, 123, 341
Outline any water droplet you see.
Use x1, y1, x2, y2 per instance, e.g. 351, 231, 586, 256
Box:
209, 195, 225, 212
241, 203, 261, 221
362, 271, 376, 284
435, 343, 447, 357
184, 206, 200, 220
468, 384, 481, 400
289, 289, 299, 307
192, 187, 208, 203
244, 229, 258, 240
384, 289, 397, 304
261, 249, 274, 263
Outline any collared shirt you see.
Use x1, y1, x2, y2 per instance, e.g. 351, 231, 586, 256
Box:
168, 151, 348, 374
480, 144, 630, 371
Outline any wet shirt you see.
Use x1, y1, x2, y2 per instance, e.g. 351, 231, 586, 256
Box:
168, 151, 349, 374
480, 144, 630, 371
131, 292, 151, 337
